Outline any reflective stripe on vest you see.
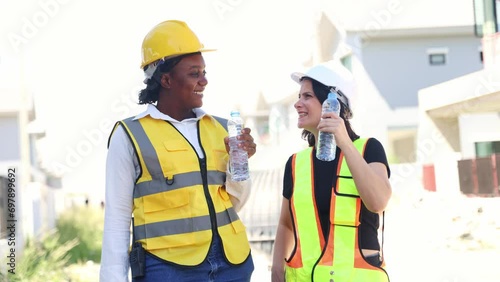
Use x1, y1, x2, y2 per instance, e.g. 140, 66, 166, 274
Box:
113, 115, 250, 266
285, 138, 390, 282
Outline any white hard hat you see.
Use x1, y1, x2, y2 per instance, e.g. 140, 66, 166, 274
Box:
291, 60, 356, 112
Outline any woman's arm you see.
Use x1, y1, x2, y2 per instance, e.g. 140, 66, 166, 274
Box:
271, 198, 294, 282
341, 142, 392, 213
319, 112, 392, 213
100, 126, 136, 282
225, 173, 251, 212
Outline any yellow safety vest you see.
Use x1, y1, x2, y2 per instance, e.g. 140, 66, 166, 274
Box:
285, 138, 389, 281
110, 115, 250, 266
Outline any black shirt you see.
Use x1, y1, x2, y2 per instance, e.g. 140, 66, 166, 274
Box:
282, 138, 390, 250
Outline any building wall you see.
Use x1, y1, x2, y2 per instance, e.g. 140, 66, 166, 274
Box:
459, 113, 500, 159
0, 117, 20, 160
418, 63, 500, 194
362, 35, 483, 108
391, 132, 417, 162
349, 55, 391, 147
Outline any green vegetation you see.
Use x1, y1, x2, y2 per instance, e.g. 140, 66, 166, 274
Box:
0, 206, 104, 281
1, 230, 78, 282
56, 206, 104, 264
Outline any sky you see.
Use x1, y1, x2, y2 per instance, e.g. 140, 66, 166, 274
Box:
0, 0, 317, 202
0, 0, 478, 202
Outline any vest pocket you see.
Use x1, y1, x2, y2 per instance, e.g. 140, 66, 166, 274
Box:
143, 189, 190, 213
218, 187, 245, 234
213, 149, 229, 172
228, 216, 245, 234
142, 189, 196, 248
163, 139, 190, 152
329, 196, 360, 227
335, 177, 359, 196
146, 231, 196, 249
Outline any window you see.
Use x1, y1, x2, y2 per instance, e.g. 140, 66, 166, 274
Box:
475, 141, 500, 157
427, 47, 448, 66
473, 0, 499, 37
429, 54, 446, 65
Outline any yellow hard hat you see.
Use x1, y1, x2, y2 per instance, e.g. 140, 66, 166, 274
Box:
140, 20, 215, 69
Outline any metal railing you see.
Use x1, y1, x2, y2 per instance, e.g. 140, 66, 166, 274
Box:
458, 153, 500, 196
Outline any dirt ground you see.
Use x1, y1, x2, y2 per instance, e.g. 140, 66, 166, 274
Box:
383, 189, 500, 282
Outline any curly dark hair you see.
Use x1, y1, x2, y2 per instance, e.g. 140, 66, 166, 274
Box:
300, 77, 359, 147
138, 52, 201, 104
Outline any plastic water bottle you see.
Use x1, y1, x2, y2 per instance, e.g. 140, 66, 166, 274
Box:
316, 91, 341, 161
227, 111, 249, 181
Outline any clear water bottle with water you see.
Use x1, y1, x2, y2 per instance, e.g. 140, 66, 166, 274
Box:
316, 91, 341, 161
227, 110, 249, 181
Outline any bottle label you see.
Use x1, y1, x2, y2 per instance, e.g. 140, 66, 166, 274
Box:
228, 124, 242, 137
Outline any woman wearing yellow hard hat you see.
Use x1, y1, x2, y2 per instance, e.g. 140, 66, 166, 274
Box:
100, 20, 256, 282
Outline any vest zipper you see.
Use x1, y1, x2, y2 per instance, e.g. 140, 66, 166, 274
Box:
199, 158, 218, 234
311, 220, 330, 282
165, 119, 218, 235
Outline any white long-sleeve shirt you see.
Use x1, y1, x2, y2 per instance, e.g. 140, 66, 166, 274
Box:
99, 105, 252, 282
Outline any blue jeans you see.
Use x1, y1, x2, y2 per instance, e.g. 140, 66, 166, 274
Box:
133, 235, 254, 282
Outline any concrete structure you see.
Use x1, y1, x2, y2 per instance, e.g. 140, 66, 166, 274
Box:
417, 49, 500, 194
358, 27, 483, 162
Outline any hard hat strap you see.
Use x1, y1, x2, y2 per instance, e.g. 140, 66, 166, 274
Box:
143, 60, 163, 83
329, 87, 349, 108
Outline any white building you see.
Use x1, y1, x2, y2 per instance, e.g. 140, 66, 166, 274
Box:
328, 0, 484, 164
417, 39, 500, 195
0, 53, 63, 270
413, 0, 500, 195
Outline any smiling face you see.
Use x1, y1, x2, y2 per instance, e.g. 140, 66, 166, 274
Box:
294, 79, 322, 135
158, 53, 208, 119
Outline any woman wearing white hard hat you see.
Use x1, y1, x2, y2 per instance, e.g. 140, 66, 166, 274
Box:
272, 61, 391, 282
100, 20, 256, 282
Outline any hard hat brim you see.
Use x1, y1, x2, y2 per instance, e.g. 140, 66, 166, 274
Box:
140, 48, 217, 69
291, 72, 306, 84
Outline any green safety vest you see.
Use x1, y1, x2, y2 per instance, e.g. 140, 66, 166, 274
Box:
285, 138, 389, 281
